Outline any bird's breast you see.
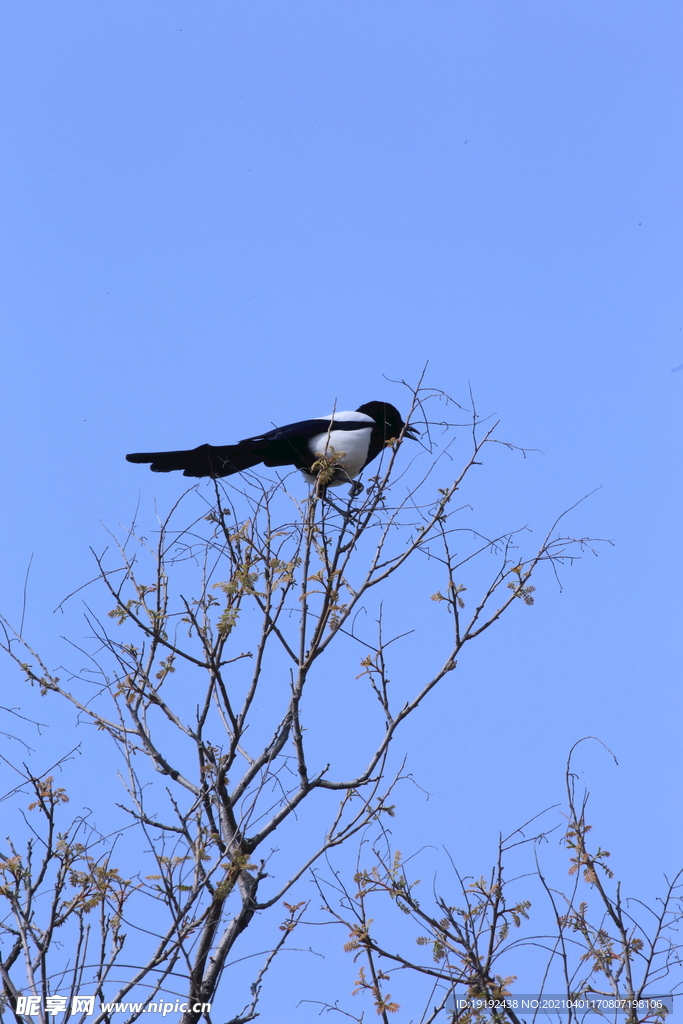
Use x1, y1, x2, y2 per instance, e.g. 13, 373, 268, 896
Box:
304, 426, 373, 483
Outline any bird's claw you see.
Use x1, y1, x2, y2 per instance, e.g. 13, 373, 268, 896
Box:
348, 480, 364, 498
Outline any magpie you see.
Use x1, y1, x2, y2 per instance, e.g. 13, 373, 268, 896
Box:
126, 401, 417, 493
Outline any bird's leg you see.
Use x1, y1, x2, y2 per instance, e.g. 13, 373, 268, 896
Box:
326, 463, 363, 498
328, 474, 364, 517
313, 482, 362, 520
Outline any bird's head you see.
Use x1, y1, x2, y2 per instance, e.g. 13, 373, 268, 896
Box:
356, 401, 419, 442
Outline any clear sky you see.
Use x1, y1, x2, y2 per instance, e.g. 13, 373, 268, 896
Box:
1, 2, 681, 1018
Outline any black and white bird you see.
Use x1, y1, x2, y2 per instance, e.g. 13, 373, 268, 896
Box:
126, 401, 417, 493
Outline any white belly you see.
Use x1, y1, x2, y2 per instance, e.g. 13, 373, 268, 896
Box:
301, 412, 373, 487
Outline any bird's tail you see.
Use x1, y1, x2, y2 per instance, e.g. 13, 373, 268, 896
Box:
126, 442, 266, 478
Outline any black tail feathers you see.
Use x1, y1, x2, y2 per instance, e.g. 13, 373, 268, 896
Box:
125, 444, 263, 478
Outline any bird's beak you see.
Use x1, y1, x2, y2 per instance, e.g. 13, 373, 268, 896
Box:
403, 425, 420, 441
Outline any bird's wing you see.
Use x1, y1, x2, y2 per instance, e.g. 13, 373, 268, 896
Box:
239, 418, 334, 443
240, 417, 375, 470
235, 420, 332, 469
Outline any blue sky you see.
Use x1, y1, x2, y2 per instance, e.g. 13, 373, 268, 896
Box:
1, 2, 681, 1017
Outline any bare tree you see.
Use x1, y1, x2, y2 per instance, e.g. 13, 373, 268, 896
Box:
0, 384, 603, 1023
314, 739, 683, 1024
